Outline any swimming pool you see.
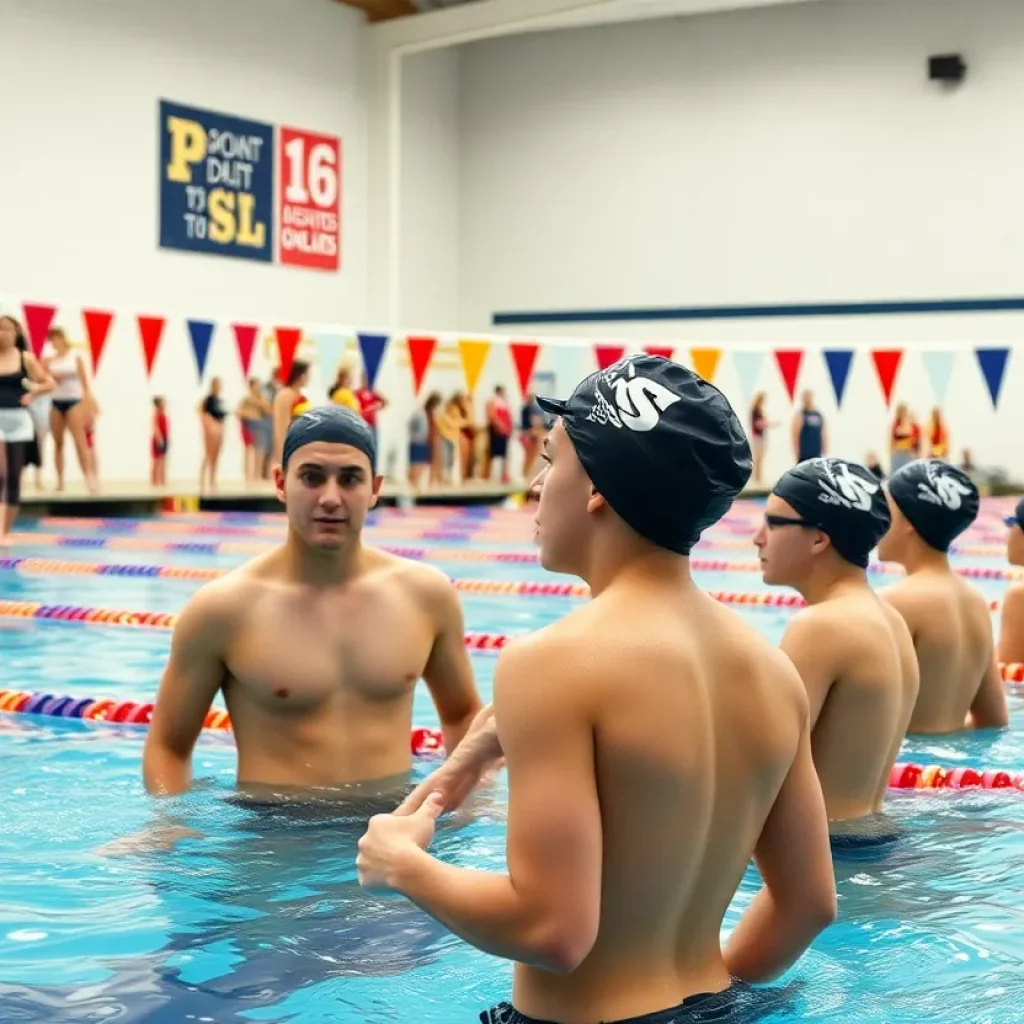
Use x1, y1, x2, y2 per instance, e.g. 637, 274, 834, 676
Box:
0, 501, 1022, 1023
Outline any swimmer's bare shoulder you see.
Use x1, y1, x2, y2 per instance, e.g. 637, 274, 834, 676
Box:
998, 582, 1024, 663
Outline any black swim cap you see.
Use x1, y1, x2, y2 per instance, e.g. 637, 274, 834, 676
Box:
282, 404, 377, 473
536, 354, 751, 554
888, 458, 979, 551
772, 457, 890, 568
1005, 497, 1024, 531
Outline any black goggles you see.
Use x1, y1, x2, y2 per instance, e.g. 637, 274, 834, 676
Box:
764, 514, 820, 530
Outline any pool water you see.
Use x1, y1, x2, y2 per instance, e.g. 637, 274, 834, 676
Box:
0, 503, 1022, 1023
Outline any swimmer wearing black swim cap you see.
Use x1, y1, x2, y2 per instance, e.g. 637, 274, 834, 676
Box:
143, 400, 483, 803
361, 353, 836, 1022
999, 496, 1024, 667
874, 459, 1007, 734
754, 457, 920, 832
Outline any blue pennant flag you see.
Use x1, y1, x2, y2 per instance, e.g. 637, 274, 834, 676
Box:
822, 349, 854, 407
920, 350, 956, 405
975, 348, 1010, 408
357, 333, 389, 390
731, 350, 765, 406
187, 319, 214, 381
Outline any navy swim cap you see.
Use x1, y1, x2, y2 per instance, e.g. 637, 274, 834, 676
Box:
282, 404, 377, 473
536, 354, 751, 554
772, 457, 890, 568
887, 459, 979, 552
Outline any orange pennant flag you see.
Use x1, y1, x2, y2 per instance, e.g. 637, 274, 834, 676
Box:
689, 347, 722, 383
458, 339, 491, 394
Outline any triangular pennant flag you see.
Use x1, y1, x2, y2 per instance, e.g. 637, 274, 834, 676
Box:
274, 327, 303, 383
357, 333, 389, 389
458, 339, 492, 394
136, 315, 166, 377
186, 319, 215, 382
975, 348, 1011, 408
871, 349, 904, 407
22, 303, 57, 358
731, 350, 766, 406
773, 349, 805, 401
690, 347, 722, 383
644, 345, 675, 360
920, 350, 956, 405
594, 343, 627, 370
82, 309, 114, 375
407, 335, 437, 396
823, 350, 854, 407
313, 332, 345, 391
232, 323, 259, 379
509, 342, 540, 397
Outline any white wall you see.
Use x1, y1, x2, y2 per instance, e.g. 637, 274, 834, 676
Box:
0, 0, 368, 484
458, 0, 1024, 345
399, 49, 462, 330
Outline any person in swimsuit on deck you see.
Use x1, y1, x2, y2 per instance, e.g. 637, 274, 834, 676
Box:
358, 354, 836, 1024
754, 457, 920, 852
143, 404, 483, 807
998, 496, 1024, 666
791, 390, 825, 465
876, 460, 1008, 734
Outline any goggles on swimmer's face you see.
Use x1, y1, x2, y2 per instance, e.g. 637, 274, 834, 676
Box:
764, 513, 820, 530
1005, 515, 1024, 530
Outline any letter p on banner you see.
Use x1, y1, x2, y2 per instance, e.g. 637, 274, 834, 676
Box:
279, 127, 341, 271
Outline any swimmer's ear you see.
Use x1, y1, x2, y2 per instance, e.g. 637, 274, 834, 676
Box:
586, 487, 607, 514
809, 529, 831, 555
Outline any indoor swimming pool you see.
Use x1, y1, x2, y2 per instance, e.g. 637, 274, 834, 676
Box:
0, 501, 1022, 1023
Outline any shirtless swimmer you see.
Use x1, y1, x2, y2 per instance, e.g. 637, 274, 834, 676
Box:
877, 459, 1008, 734
143, 404, 484, 800
998, 497, 1024, 665
357, 355, 836, 1024
754, 457, 920, 840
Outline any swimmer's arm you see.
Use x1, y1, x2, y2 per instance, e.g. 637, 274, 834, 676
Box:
144, 588, 231, 796
724, 708, 836, 982
421, 575, 484, 754
391, 644, 602, 973
790, 413, 800, 458
780, 612, 837, 728
997, 585, 1024, 665
967, 650, 1009, 730
22, 352, 54, 394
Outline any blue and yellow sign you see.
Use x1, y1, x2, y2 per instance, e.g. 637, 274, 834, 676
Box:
159, 100, 273, 263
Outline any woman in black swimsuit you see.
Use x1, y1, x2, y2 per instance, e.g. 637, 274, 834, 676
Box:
198, 376, 227, 493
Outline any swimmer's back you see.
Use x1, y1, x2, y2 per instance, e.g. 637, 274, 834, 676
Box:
511, 578, 810, 1022
883, 573, 1003, 733
784, 591, 918, 820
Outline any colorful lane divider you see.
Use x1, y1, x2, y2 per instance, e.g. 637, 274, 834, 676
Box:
1, 686, 1018, 789
0, 688, 447, 754
889, 762, 1024, 791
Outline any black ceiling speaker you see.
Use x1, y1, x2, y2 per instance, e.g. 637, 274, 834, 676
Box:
929, 54, 967, 85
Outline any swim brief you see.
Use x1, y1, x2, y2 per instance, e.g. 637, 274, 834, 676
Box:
480, 979, 803, 1023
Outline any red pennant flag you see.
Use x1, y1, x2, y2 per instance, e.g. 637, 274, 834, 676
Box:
274, 327, 303, 383
594, 344, 627, 370
22, 303, 57, 358
82, 309, 114, 374
136, 315, 166, 377
644, 345, 675, 360
232, 323, 259, 379
871, 349, 904, 407
773, 349, 805, 401
509, 341, 540, 397
407, 335, 437, 396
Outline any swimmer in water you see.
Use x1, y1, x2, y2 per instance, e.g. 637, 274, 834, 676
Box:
998, 496, 1024, 665
754, 457, 920, 834
876, 459, 1008, 734
143, 404, 484, 800
358, 355, 836, 1024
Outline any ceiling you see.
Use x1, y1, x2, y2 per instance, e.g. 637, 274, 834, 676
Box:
334, 0, 485, 23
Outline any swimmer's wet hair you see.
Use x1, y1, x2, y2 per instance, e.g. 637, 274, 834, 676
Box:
282, 404, 377, 474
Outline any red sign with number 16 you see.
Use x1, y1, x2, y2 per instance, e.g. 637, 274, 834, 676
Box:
279, 126, 341, 271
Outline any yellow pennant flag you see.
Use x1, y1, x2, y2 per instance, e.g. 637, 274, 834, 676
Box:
458, 338, 491, 394
689, 347, 722, 384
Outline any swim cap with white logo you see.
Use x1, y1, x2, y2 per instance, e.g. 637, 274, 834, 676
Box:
535, 354, 751, 554
282, 404, 377, 473
772, 457, 891, 568
887, 458, 979, 551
